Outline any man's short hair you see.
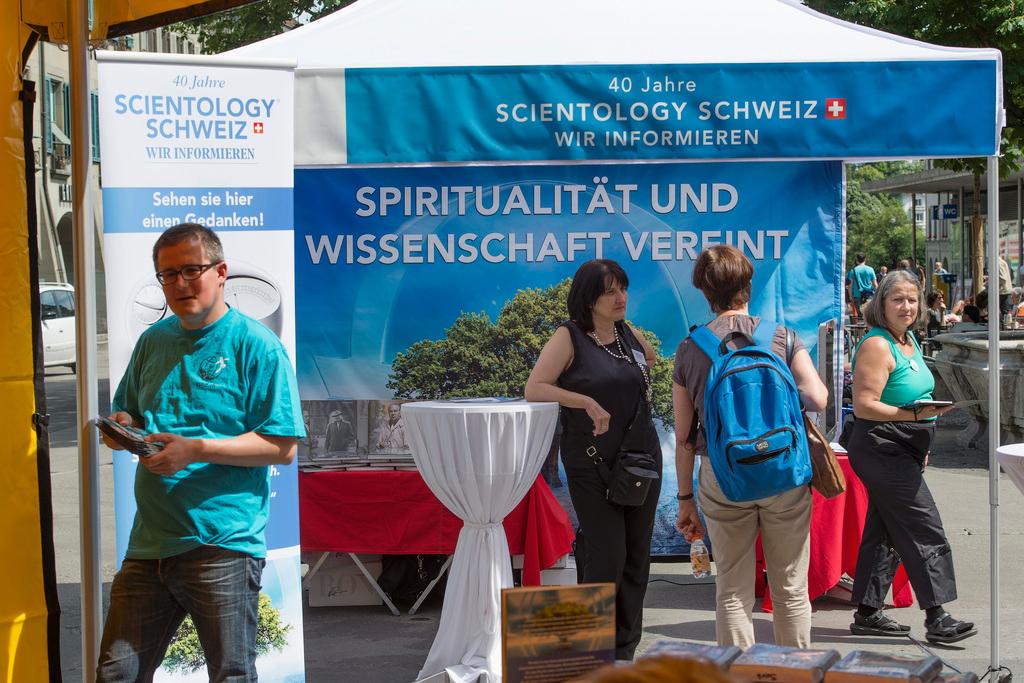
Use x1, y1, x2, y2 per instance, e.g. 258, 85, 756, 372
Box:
856, 253, 866, 263
898, 259, 911, 269
976, 288, 989, 312
693, 244, 754, 313
152, 223, 225, 269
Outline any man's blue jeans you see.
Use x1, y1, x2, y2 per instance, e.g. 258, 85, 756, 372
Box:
96, 545, 265, 682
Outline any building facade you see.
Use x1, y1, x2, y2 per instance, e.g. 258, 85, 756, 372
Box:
863, 165, 1024, 302
27, 28, 201, 329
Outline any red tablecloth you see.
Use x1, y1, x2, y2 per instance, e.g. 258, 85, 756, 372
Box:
757, 454, 913, 611
299, 470, 575, 586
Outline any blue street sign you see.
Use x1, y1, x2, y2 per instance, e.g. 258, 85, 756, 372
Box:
942, 204, 959, 219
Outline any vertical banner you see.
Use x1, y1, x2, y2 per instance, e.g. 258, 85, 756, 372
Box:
97, 54, 304, 681
294, 160, 844, 555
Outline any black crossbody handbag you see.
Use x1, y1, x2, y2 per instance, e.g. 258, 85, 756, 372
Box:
586, 326, 660, 507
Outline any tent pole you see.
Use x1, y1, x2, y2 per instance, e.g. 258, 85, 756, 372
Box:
68, 0, 102, 678
986, 154, 1000, 677
912, 192, 918, 269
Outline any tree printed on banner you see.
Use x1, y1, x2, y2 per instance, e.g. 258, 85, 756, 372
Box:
162, 594, 291, 674
386, 280, 674, 426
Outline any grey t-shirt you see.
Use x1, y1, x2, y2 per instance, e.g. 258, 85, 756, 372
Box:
672, 314, 805, 451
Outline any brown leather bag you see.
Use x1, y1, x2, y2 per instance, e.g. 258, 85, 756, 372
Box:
782, 328, 846, 498
803, 412, 846, 498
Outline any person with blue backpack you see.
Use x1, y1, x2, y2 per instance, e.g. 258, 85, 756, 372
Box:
846, 269, 975, 644
672, 245, 828, 649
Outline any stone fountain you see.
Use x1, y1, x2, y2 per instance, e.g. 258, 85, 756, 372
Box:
927, 330, 1024, 448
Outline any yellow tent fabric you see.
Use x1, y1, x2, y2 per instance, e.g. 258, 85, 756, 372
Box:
3, 4, 260, 680
24, 0, 256, 40
0, 9, 55, 682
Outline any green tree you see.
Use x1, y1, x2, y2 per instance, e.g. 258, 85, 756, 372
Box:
387, 280, 675, 425
804, 0, 1024, 293
162, 593, 292, 674
171, 0, 356, 54
845, 162, 924, 269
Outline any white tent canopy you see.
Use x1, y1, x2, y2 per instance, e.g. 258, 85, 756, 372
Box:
234, 2, 1005, 682
233, 0, 1000, 169
233, 0, 997, 68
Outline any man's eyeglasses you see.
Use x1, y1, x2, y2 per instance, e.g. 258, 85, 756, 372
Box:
155, 262, 221, 285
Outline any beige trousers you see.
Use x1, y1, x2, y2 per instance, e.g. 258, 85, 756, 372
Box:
698, 461, 813, 649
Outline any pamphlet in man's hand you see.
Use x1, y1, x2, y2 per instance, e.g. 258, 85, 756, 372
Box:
95, 417, 163, 457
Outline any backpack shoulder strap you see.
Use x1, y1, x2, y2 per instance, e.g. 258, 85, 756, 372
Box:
689, 325, 721, 360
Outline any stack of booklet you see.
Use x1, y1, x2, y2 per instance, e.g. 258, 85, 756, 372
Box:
730, 643, 841, 683
637, 641, 967, 683
825, 651, 942, 683
640, 640, 742, 668
299, 454, 417, 471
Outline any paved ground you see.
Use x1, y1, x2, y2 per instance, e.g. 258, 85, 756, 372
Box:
48, 353, 1023, 682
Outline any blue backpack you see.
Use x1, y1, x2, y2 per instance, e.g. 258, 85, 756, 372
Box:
690, 321, 811, 502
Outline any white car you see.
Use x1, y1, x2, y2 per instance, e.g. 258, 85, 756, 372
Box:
39, 282, 76, 372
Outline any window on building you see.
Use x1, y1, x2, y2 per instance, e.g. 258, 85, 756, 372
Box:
162, 30, 172, 53
90, 92, 100, 163
44, 76, 70, 155
145, 30, 157, 51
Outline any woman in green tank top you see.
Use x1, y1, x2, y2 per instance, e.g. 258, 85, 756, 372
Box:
846, 270, 975, 644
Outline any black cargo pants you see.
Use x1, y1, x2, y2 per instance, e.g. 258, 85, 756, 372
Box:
847, 418, 957, 609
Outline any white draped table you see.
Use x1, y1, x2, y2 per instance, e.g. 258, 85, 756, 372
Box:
402, 399, 559, 683
996, 443, 1024, 496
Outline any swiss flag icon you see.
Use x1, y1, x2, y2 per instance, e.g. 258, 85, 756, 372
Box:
825, 98, 846, 120
253, 121, 265, 134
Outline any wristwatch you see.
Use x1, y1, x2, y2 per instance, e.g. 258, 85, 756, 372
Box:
676, 492, 694, 501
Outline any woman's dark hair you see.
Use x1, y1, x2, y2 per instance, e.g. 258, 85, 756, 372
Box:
963, 304, 983, 323
567, 259, 629, 332
692, 245, 753, 313
975, 289, 989, 312
926, 291, 943, 308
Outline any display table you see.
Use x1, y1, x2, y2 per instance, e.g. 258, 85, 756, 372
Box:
298, 469, 574, 586
996, 443, 1024, 496
757, 452, 913, 611
402, 400, 559, 683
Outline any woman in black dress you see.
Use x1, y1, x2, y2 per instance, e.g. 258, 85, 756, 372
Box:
525, 259, 660, 660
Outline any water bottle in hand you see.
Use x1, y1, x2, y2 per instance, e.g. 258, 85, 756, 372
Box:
690, 539, 711, 578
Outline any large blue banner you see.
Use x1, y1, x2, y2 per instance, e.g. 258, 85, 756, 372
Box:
345, 61, 998, 163
294, 160, 843, 554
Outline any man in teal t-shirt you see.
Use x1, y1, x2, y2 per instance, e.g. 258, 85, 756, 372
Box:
96, 224, 305, 682
848, 253, 878, 305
